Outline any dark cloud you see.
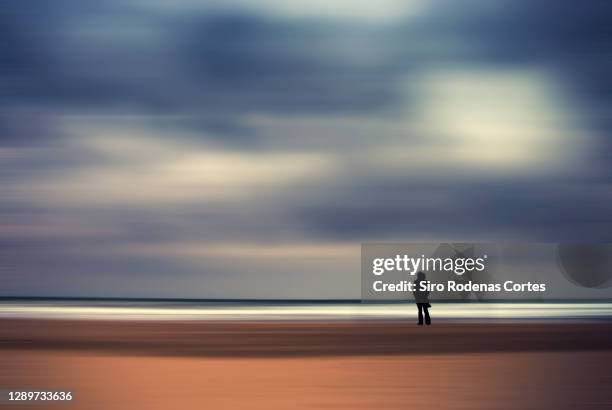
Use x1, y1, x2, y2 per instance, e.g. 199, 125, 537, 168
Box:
1, 3, 407, 143
298, 178, 612, 242
2, 0, 610, 142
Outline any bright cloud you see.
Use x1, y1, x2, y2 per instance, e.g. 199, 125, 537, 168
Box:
21, 127, 337, 207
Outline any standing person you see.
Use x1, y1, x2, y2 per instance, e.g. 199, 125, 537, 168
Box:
413, 271, 431, 325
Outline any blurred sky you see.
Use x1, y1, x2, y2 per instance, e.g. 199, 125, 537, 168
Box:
1, 0, 611, 298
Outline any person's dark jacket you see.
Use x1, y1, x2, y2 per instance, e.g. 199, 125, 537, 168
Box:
413, 279, 430, 304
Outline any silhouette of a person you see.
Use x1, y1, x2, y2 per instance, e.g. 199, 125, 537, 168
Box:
413, 271, 431, 325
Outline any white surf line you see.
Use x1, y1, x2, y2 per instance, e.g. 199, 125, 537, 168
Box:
1, 303, 612, 321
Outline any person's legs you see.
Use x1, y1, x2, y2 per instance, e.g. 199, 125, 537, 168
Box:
424, 307, 431, 325
417, 304, 424, 325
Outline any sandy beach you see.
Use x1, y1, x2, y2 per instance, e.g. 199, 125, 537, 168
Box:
2, 319, 612, 409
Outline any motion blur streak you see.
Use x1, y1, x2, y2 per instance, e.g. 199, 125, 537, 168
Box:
1, 302, 611, 321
